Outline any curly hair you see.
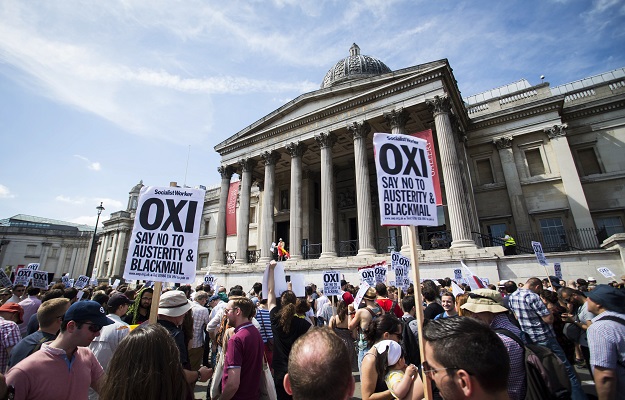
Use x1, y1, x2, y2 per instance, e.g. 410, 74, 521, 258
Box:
277, 290, 298, 334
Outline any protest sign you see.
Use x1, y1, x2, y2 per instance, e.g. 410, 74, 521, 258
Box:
69, 279, 75, 287
354, 282, 371, 310
359, 265, 376, 286
76, 290, 85, 301
14, 268, 32, 287
112, 279, 120, 289
453, 268, 462, 281
374, 263, 388, 284
262, 262, 287, 299
531, 241, 548, 267
323, 271, 341, 296
74, 275, 90, 289
204, 274, 216, 289
373, 133, 438, 227
554, 263, 562, 280
31, 270, 49, 290
0, 270, 12, 288
290, 274, 306, 297
124, 186, 205, 284
62, 275, 71, 288
26, 263, 40, 271
597, 267, 616, 278
390, 251, 410, 271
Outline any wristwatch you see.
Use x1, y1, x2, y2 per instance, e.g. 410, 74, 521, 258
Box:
196, 370, 202, 382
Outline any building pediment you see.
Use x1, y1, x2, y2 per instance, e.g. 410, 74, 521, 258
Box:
214, 60, 452, 162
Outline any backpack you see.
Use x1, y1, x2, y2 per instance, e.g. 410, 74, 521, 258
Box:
401, 315, 421, 366
496, 329, 571, 400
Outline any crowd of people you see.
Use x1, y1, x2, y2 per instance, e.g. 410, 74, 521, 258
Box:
0, 267, 622, 399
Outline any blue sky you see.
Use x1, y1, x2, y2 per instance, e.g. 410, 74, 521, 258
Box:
1, 0, 624, 227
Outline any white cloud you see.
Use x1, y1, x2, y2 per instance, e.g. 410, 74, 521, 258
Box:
0, 184, 16, 199
55, 195, 84, 205
55, 196, 123, 210
73, 155, 102, 171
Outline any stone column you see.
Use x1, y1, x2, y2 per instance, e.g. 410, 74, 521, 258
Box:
494, 137, 532, 233
100, 233, 112, 276
212, 166, 234, 266
94, 237, 104, 277
384, 109, 421, 252
427, 95, 475, 248
113, 229, 127, 276
56, 245, 67, 278
39, 242, 52, 269
348, 121, 376, 255
259, 151, 281, 262
68, 246, 78, 276
545, 124, 594, 230
235, 158, 256, 265
286, 142, 307, 260
106, 232, 118, 277
315, 132, 338, 259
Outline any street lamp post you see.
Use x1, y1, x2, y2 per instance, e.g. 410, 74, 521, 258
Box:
86, 202, 105, 279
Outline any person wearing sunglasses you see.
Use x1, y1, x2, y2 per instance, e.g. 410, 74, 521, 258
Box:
6, 300, 114, 399
422, 317, 510, 400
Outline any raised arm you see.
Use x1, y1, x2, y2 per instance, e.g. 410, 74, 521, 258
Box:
267, 260, 277, 312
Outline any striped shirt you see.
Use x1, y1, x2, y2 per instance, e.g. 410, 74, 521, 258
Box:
256, 308, 273, 343
0, 318, 22, 373
588, 310, 625, 394
190, 302, 210, 348
508, 288, 555, 343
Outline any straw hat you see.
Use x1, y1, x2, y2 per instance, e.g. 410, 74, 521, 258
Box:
461, 289, 508, 314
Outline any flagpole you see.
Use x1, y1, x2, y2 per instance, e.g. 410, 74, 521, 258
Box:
408, 225, 432, 400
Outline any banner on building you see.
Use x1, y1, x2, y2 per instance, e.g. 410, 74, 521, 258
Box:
373, 133, 438, 227
226, 181, 240, 236
123, 185, 206, 284
411, 129, 442, 206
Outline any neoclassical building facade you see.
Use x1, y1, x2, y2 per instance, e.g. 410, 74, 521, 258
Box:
203, 44, 625, 287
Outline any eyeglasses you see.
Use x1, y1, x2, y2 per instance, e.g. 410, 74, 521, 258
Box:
421, 361, 458, 379
81, 322, 103, 333
224, 307, 238, 314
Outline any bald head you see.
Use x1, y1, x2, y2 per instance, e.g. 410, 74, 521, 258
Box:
285, 328, 354, 400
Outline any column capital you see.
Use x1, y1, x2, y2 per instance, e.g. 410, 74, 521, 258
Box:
238, 158, 257, 172
285, 141, 307, 158
260, 151, 281, 166
544, 124, 568, 139
494, 136, 513, 149
426, 95, 452, 116
383, 108, 410, 130
217, 165, 234, 179
314, 132, 336, 149
347, 120, 371, 140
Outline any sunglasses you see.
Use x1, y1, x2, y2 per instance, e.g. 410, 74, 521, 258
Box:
81, 322, 103, 333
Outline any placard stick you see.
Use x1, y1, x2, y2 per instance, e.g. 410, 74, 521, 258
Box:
332, 295, 336, 318
408, 225, 432, 400
542, 266, 553, 290
148, 281, 162, 325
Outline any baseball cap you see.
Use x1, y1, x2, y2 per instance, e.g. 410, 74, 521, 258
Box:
158, 291, 193, 317
342, 292, 354, 305
208, 294, 220, 303
64, 300, 114, 326
376, 340, 402, 366
587, 284, 625, 313
107, 293, 133, 310
0, 302, 24, 324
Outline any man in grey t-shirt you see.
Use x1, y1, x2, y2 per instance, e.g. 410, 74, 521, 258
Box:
561, 288, 595, 374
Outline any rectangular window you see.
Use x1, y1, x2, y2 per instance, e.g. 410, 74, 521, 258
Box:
596, 216, 624, 237
200, 255, 208, 269
576, 148, 602, 176
26, 245, 37, 257
280, 189, 289, 210
249, 207, 256, 224
476, 159, 495, 185
487, 223, 508, 241
525, 149, 545, 176
539, 218, 565, 251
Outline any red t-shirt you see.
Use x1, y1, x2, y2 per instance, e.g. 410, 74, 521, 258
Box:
376, 298, 402, 318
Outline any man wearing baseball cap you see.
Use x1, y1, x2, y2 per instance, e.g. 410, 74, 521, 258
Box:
6, 300, 114, 399
586, 284, 625, 399
157, 290, 213, 385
